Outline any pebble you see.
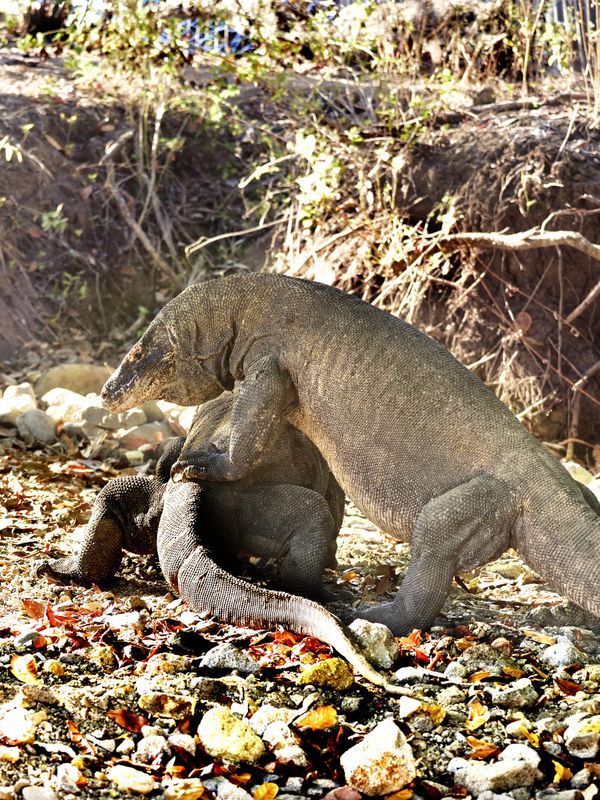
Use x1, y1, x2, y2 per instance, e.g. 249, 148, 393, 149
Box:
35, 363, 113, 397
138, 692, 193, 720
563, 714, 600, 758
536, 791, 584, 800
21, 788, 57, 800
200, 642, 260, 675
0, 389, 36, 424
262, 720, 308, 766
134, 734, 168, 764
0, 746, 20, 763
144, 652, 191, 675
448, 743, 541, 794
167, 732, 196, 756
163, 779, 206, 800
0, 707, 45, 744
178, 406, 196, 431
457, 643, 518, 675
0, 788, 13, 800
299, 658, 354, 690
107, 764, 156, 794
539, 638, 589, 668
118, 407, 147, 427
197, 705, 266, 764
570, 767, 593, 788
340, 717, 417, 796
348, 619, 398, 669
489, 678, 539, 708
16, 409, 56, 444
216, 779, 253, 800
249, 704, 295, 736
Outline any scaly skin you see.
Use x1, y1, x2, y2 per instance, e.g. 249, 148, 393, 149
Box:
102, 273, 600, 635
37, 391, 344, 603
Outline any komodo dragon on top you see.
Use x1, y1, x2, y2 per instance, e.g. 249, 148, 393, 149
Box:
101, 273, 600, 638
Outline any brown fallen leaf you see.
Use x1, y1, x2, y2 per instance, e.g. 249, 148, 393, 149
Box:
66, 720, 96, 756
21, 599, 46, 620
554, 678, 583, 696
386, 791, 413, 800
10, 654, 41, 685
468, 670, 491, 683
465, 735, 500, 760
107, 709, 149, 732
501, 666, 526, 679
522, 630, 556, 645
295, 706, 339, 730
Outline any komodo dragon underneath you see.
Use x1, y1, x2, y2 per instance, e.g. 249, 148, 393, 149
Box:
38, 391, 411, 694
101, 273, 600, 638
37, 390, 344, 601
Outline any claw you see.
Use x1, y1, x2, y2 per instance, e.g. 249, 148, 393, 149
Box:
170, 462, 207, 484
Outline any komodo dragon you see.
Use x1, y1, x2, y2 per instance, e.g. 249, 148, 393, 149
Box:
37, 391, 344, 602
38, 391, 411, 694
101, 273, 600, 638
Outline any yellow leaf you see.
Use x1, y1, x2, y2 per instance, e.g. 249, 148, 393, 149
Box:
420, 702, 446, 725
254, 783, 278, 800
10, 654, 41, 685
518, 725, 540, 748
501, 666, 526, 679
522, 630, 556, 645
553, 761, 573, 783
386, 790, 413, 800
465, 699, 490, 732
465, 735, 500, 759
295, 705, 338, 730
469, 670, 491, 683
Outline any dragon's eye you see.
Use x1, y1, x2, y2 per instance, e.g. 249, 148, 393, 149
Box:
128, 345, 143, 363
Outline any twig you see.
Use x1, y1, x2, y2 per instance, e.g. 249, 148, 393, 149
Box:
568, 360, 600, 460
185, 217, 287, 259
105, 161, 180, 285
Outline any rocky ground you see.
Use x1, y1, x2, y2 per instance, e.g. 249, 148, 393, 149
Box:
0, 362, 599, 799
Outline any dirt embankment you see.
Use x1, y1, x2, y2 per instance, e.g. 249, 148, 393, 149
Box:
1, 48, 599, 447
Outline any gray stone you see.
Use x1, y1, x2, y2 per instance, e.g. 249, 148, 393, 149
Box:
168, 732, 196, 756
16, 409, 56, 444
563, 714, 600, 759
178, 406, 196, 431
448, 743, 542, 795
200, 642, 259, 675
457, 644, 518, 676
539, 639, 589, 668
216, 780, 253, 800
262, 720, 307, 766
570, 768, 593, 789
118, 422, 173, 449
249, 704, 295, 736
107, 764, 155, 794
118, 408, 147, 428
535, 791, 584, 800
340, 717, 417, 796
489, 678, 539, 708
348, 618, 397, 669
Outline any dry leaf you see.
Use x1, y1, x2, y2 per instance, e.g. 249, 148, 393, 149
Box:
468, 670, 491, 683
43, 133, 64, 151
517, 725, 540, 748
465, 699, 490, 732
10, 654, 41, 684
465, 735, 500, 760
554, 678, 583, 696
522, 630, 556, 645
514, 310, 532, 334
501, 666, 526, 679
254, 783, 279, 800
386, 791, 413, 800
21, 599, 46, 620
107, 709, 149, 732
66, 720, 96, 756
552, 761, 573, 783
296, 706, 339, 730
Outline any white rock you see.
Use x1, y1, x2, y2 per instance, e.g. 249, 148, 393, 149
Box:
178, 406, 197, 431
16, 409, 56, 444
448, 744, 542, 795
0, 707, 45, 744
0, 391, 36, 424
340, 717, 416, 796
141, 400, 164, 422
262, 720, 307, 766
249, 704, 295, 736
118, 408, 147, 428
4, 382, 35, 400
43, 388, 118, 430
107, 764, 155, 793
216, 779, 253, 800
35, 364, 113, 397
588, 478, 600, 500
118, 422, 173, 449
156, 400, 187, 421
539, 638, 589, 668
167, 732, 197, 756
163, 779, 206, 800
134, 734, 168, 764
564, 714, 600, 759
498, 743, 540, 767
21, 788, 57, 800
197, 706, 265, 764
349, 619, 397, 669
